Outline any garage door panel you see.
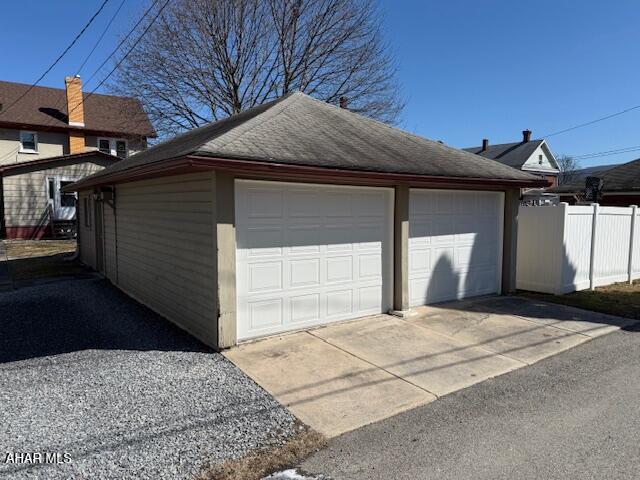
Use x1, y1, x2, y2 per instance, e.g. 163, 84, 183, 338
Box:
326, 289, 354, 317
247, 189, 284, 218
248, 298, 283, 330
359, 253, 382, 278
409, 189, 503, 308
237, 181, 392, 340
288, 225, 322, 253
291, 293, 320, 323
289, 191, 321, 217
248, 261, 283, 293
326, 256, 353, 283
410, 248, 430, 273
290, 258, 320, 288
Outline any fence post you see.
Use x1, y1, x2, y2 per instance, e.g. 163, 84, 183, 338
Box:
629, 205, 637, 284
555, 202, 569, 294
589, 203, 599, 291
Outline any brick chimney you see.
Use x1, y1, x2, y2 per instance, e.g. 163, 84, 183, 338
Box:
522, 129, 532, 142
481, 138, 489, 151
65, 75, 85, 154
339, 96, 348, 109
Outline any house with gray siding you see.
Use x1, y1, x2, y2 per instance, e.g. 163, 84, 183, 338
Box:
67, 92, 545, 349
0, 76, 154, 238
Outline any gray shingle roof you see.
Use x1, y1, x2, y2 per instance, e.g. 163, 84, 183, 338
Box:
463, 140, 545, 169
78, 92, 541, 185
552, 158, 640, 193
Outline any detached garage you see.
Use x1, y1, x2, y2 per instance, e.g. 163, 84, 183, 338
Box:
67, 92, 544, 349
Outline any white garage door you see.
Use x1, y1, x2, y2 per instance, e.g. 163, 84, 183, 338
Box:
236, 180, 393, 340
409, 189, 504, 307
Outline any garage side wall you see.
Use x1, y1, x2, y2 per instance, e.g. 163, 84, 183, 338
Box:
78, 191, 97, 269
114, 172, 218, 347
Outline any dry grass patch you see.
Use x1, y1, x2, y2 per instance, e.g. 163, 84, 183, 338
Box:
198, 427, 326, 480
2, 240, 90, 283
520, 280, 640, 320
4, 240, 76, 260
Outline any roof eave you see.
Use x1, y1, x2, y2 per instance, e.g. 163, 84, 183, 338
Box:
1, 150, 120, 176
0, 120, 156, 139
65, 155, 548, 192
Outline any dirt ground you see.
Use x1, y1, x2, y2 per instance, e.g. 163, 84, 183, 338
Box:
520, 281, 640, 320
2, 240, 90, 283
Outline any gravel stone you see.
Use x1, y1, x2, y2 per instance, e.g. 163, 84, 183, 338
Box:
0, 278, 297, 479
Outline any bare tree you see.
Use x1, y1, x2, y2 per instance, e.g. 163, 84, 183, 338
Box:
111, 0, 403, 138
556, 154, 581, 186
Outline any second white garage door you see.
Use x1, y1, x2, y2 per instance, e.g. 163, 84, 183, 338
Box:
236, 180, 393, 340
409, 189, 504, 307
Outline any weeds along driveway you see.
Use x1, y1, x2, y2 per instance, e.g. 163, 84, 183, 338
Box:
0, 278, 297, 480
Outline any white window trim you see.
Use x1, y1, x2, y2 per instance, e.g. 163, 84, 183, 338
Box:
44, 176, 79, 215
97, 137, 128, 158
19, 131, 38, 154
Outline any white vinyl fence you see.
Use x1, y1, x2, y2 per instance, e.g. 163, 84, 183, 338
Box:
517, 203, 640, 294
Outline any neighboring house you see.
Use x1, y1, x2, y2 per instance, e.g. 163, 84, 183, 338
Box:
0, 77, 154, 238
566, 163, 621, 184
551, 158, 640, 206
68, 91, 545, 350
464, 130, 560, 187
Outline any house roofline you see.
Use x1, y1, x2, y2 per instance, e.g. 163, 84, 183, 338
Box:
0, 120, 156, 139
65, 154, 549, 192
538, 140, 560, 170
0, 150, 120, 176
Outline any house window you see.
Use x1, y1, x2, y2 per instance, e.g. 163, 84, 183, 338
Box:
19, 131, 38, 153
98, 138, 111, 154
48, 179, 55, 201
60, 181, 76, 207
538, 154, 543, 165
115, 140, 127, 159
97, 138, 128, 158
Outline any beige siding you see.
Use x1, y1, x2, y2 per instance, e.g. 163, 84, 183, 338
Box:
3, 162, 106, 227
0, 129, 147, 167
113, 173, 217, 346
103, 199, 117, 283
0, 128, 67, 165
78, 191, 97, 270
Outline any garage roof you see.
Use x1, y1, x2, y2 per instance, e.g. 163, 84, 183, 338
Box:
70, 92, 543, 189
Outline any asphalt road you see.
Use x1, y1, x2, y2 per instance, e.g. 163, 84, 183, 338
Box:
302, 323, 640, 480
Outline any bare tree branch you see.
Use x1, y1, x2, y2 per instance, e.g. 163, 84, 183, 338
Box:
557, 155, 581, 186
110, 0, 403, 138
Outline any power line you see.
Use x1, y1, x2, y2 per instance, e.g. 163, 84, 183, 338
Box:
0, 0, 111, 118
542, 103, 640, 138
68, 0, 171, 118
76, 0, 128, 76
82, 0, 163, 88
571, 145, 640, 160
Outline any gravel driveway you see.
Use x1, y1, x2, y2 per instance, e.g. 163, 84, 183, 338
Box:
0, 278, 297, 479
